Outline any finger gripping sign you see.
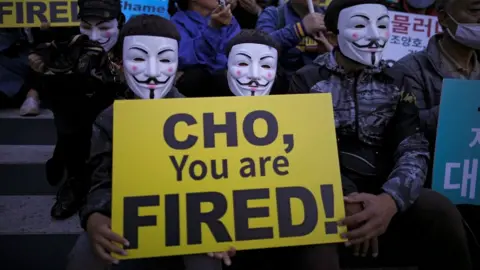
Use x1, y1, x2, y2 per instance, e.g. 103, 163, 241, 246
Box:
112, 95, 346, 259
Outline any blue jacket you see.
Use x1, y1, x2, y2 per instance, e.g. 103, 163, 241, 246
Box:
171, 10, 241, 74
256, 3, 325, 75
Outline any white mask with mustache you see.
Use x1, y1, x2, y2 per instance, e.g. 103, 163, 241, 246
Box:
123, 35, 178, 99
79, 18, 119, 52
337, 4, 390, 67
227, 43, 278, 97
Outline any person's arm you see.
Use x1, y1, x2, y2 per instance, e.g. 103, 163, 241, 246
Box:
382, 88, 430, 212
391, 60, 439, 143
172, 15, 227, 68
79, 115, 113, 229
256, 7, 304, 50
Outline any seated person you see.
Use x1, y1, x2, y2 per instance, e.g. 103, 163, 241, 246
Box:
214, 29, 284, 96
384, 0, 437, 15
391, 0, 480, 265
0, 28, 36, 114
218, 29, 341, 270
256, 0, 333, 91
67, 14, 233, 270
290, 0, 472, 269
171, 0, 241, 97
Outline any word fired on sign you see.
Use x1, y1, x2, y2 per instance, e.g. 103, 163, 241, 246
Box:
0, 0, 79, 27
112, 95, 346, 259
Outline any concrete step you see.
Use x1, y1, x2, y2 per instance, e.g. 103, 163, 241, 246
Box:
0, 195, 81, 270
0, 195, 82, 234
0, 234, 79, 270
0, 145, 54, 195
0, 109, 56, 145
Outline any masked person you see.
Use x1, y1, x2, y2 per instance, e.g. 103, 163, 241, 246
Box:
391, 0, 480, 266
29, 0, 124, 219
67, 14, 235, 270
204, 29, 342, 270
256, 0, 333, 94
289, 0, 472, 269
213, 29, 280, 97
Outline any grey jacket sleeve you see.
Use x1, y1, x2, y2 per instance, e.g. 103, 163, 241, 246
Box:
391, 59, 439, 141
79, 113, 113, 229
382, 89, 430, 211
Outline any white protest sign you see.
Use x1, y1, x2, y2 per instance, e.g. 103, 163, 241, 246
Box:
383, 11, 443, 63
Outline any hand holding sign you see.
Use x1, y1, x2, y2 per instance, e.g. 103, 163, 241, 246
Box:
302, 13, 326, 36
340, 193, 397, 246
87, 213, 130, 265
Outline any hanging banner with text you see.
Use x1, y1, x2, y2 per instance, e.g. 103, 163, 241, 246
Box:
0, 0, 168, 28
382, 11, 442, 66
111, 94, 346, 259
432, 79, 480, 205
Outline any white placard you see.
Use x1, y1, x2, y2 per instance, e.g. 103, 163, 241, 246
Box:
383, 11, 442, 63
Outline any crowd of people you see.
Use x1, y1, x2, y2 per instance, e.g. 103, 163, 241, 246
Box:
0, 0, 479, 269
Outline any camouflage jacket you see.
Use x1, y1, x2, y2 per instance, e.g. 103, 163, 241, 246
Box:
289, 51, 429, 211
79, 88, 185, 229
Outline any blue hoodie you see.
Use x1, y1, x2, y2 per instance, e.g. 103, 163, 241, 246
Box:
256, 3, 325, 76
171, 10, 241, 74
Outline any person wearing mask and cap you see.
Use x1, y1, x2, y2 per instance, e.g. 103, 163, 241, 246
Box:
290, 0, 472, 268
29, 0, 125, 220
384, 0, 436, 15
391, 0, 480, 266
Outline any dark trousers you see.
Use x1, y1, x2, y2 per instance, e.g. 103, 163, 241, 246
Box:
339, 189, 472, 270
230, 244, 340, 270
45, 75, 114, 183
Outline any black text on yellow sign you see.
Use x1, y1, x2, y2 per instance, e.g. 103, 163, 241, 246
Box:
0, 0, 79, 28
112, 95, 346, 259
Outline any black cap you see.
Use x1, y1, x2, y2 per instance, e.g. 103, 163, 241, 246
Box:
78, 0, 121, 20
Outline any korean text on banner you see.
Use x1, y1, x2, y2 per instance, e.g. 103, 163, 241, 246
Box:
111, 94, 346, 259
0, 0, 168, 28
432, 79, 480, 206
382, 11, 442, 63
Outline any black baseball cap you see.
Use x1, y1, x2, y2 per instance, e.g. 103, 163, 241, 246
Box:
78, 0, 122, 20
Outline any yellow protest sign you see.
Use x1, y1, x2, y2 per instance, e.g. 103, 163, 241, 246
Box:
0, 0, 80, 28
112, 94, 346, 260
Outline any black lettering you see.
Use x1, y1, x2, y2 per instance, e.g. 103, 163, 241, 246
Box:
49, 2, 68, 23
233, 189, 273, 241
189, 160, 207, 181
203, 112, 238, 148
164, 113, 198, 150
123, 195, 159, 249
273, 156, 289, 176
283, 134, 294, 153
259, 156, 271, 176
186, 192, 232, 244
165, 194, 180, 246
169, 155, 188, 181
0, 3, 13, 24
70, 1, 79, 22
243, 110, 278, 146
276, 187, 318, 238
15, 2, 22, 24
26, 2, 47, 24
239, 157, 256, 177
321, 184, 337, 234
211, 159, 229, 179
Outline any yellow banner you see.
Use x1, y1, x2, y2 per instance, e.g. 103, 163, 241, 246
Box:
112, 94, 346, 259
0, 0, 80, 28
